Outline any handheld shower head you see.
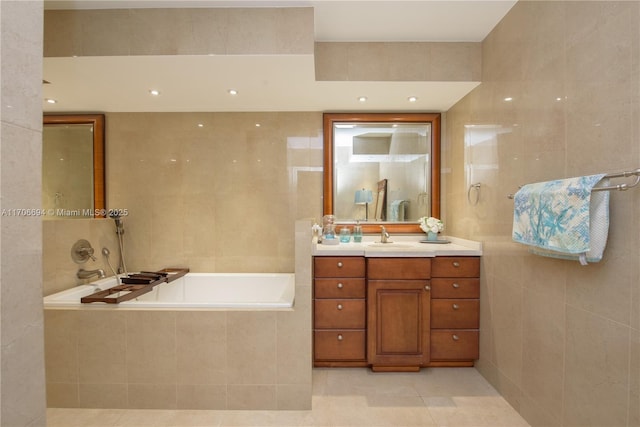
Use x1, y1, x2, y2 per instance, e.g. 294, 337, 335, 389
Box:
102, 247, 111, 257
109, 212, 125, 235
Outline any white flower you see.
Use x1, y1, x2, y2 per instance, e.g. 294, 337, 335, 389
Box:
419, 216, 444, 234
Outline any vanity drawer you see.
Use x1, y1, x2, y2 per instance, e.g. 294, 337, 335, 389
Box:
367, 258, 431, 280
430, 330, 479, 360
431, 299, 479, 329
315, 278, 365, 299
314, 299, 366, 329
314, 257, 365, 278
314, 330, 366, 361
431, 257, 480, 278
430, 278, 479, 299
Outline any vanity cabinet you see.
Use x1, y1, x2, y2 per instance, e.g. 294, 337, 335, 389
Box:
430, 257, 480, 364
313, 256, 367, 366
366, 258, 431, 371
312, 254, 481, 370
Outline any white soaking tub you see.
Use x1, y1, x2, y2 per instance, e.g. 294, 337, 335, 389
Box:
43, 272, 295, 309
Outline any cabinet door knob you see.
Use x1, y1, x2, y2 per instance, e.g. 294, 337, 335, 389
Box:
424, 285, 431, 291
337, 283, 344, 289
337, 261, 343, 268
452, 283, 460, 289
452, 261, 460, 267
452, 303, 459, 310
452, 334, 459, 341
337, 304, 343, 310
337, 334, 344, 341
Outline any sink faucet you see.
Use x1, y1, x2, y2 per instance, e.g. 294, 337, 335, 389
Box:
380, 226, 391, 243
77, 268, 106, 280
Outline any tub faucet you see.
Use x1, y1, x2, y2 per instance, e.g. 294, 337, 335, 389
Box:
380, 226, 391, 243
77, 268, 105, 280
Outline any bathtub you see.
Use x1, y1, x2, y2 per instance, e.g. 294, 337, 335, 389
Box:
43, 272, 295, 309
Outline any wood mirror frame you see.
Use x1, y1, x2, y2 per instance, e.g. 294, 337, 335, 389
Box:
43, 114, 106, 218
323, 112, 441, 234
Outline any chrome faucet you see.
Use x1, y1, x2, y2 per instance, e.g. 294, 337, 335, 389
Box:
380, 226, 391, 243
77, 268, 106, 280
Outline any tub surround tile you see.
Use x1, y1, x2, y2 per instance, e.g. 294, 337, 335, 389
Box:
176, 312, 227, 385
78, 311, 127, 384
227, 385, 277, 410
127, 384, 177, 410
45, 310, 80, 383
78, 383, 127, 409
176, 384, 227, 410
46, 382, 79, 409
125, 311, 177, 385
227, 312, 277, 385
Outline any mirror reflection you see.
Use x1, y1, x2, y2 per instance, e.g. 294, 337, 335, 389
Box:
43, 114, 105, 219
324, 113, 441, 234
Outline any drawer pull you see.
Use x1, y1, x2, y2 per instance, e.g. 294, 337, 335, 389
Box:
452, 303, 460, 310
337, 334, 344, 341
452, 334, 460, 341
452, 261, 460, 267
337, 304, 343, 310
337, 283, 344, 289
424, 285, 431, 291
452, 283, 460, 289
337, 262, 343, 268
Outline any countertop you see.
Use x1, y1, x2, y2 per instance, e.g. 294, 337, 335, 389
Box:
312, 235, 482, 257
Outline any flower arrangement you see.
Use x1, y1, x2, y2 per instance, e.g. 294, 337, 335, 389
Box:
419, 216, 444, 234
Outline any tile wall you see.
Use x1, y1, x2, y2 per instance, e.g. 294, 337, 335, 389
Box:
105, 112, 323, 274
444, 2, 640, 426
44, 220, 313, 410
0, 1, 47, 426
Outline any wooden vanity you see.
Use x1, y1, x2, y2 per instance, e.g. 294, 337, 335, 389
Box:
312, 238, 481, 371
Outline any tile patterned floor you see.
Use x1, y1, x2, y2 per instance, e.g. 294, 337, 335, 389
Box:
47, 368, 530, 427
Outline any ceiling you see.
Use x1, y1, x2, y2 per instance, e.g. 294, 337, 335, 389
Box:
42, 0, 517, 113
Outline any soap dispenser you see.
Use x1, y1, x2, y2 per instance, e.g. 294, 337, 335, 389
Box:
353, 220, 363, 243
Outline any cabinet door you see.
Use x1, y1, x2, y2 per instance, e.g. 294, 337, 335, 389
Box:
367, 280, 430, 369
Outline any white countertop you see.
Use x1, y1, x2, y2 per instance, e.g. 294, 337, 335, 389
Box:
312, 235, 482, 257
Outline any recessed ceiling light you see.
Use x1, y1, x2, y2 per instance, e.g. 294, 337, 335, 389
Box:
503, 97, 513, 102
197, 123, 204, 128
45, 98, 57, 104
255, 123, 261, 127
408, 96, 418, 102
358, 96, 367, 102
228, 89, 238, 95
149, 89, 160, 96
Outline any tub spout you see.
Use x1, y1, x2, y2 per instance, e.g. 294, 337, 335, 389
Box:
77, 268, 105, 280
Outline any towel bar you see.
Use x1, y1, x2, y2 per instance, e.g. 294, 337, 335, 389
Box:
507, 168, 640, 199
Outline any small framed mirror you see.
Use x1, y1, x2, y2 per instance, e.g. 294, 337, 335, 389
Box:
43, 114, 106, 219
323, 112, 441, 234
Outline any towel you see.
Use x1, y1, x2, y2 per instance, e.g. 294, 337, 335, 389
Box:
512, 174, 610, 265
390, 200, 406, 221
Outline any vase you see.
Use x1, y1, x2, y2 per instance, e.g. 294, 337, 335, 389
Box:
426, 231, 438, 241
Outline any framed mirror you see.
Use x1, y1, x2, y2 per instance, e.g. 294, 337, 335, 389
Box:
323, 112, 440, 234
43, 114, 106, 219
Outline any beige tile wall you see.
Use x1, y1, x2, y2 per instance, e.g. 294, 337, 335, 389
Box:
444, 2, 640, 426
43, 218, 120, 296
44, 220, 313, 410
105, 112, 323, 274
0, 1, 47, 426
315, 42, 481, 82
44, 8, 314, 57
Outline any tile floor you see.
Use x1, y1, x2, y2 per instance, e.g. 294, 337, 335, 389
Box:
47, 368, 530, 427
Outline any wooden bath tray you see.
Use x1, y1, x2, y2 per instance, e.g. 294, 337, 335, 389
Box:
80, 267, 189, 304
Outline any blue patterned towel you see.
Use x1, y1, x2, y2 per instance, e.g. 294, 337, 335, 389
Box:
512, 174, 610, 265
